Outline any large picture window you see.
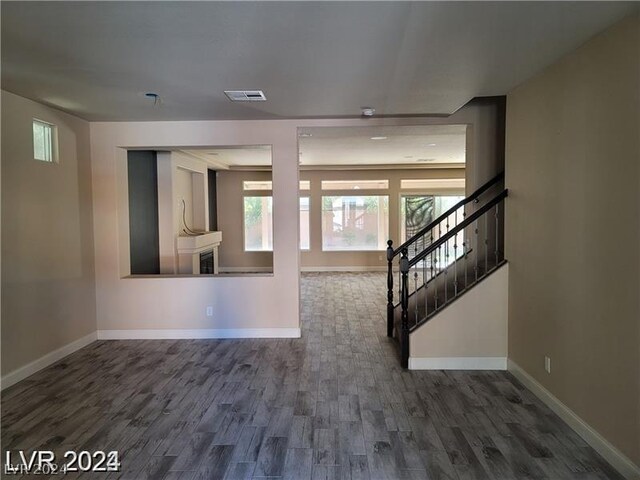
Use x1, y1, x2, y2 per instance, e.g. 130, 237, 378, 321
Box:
244, 196, 273, 251
322, 196, 388, 251
300, 197, 310, 250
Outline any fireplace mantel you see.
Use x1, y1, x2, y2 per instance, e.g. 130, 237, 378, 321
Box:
176, 231, 222, 274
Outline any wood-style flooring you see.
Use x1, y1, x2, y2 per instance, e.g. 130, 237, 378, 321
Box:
1, 272, 623, 479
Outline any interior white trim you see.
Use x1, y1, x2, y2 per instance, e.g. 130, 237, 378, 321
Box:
508, 359, 640, 480
218, 266, 273, 273
301, 266, 387, 272
408, 356, 507, 370
1, 332, 98, 391
97, 328, 301, 340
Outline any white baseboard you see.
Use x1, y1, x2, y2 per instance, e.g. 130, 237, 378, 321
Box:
218, 267, 273, 273
508, 359, 640, 480
97, 328, 301, 340
301, 266, 387, 272
1, 332, 98, 391
408, 356, 507, 370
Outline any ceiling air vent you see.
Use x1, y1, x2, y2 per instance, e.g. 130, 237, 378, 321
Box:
224, 90, 267, 102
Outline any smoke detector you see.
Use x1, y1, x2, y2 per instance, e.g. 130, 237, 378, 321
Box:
224, 90, 267, 102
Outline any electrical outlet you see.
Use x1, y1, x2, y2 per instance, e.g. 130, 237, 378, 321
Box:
544, 356, 551, 374
206, 306, 213, 317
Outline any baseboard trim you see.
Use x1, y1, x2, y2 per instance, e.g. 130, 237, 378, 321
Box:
508, 359, 640, 480
301, 266, 387, 272
97, 328, 301, 340
218, 267, 273, 273
408, 356, 507, 370
1, 332, 98, 391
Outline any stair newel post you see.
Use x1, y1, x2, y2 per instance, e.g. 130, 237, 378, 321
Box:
400, 248, 410, 369
386, 240, 394, 338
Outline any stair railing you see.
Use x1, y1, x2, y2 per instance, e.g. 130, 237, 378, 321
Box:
396, 188, 508, 367
386, 172, 504, 338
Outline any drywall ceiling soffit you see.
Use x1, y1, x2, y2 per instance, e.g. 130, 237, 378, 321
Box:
298, 124, 467, 166
180, 125, 466, 168
3, 2, 636, 121
181, 146, 272, 169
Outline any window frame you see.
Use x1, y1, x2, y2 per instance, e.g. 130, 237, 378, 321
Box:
320, 194, 390, 252
321, 179, 389, 191
398, 191, 466, 246
243, 180, 310, 191
242, 193, 274, 252
299, 196, 310, 251
32, 118, 58, 163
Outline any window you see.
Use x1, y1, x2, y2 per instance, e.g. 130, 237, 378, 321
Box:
322, 196, 388, 251
32, 119, 56, 162
400, 178, 465, 190
321, 180, 388, 190
243, 180, 310, 191
243, 196, 273, 251
300, 197, 310, 250
400, 195, 464, 264
243, 180, 272, 191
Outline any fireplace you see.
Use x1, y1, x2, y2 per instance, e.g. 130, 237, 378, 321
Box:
199, 249, 214, 274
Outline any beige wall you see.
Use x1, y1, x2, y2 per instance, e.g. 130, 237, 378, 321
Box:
410, 263, 508, 361
1, 91, 97, 375
301, 168, 465, 269
91, 120, 301, 334
215, 168, 464, 270
505, 14, 640, 467
89, 101, 503, 335
217, 169, 273, 270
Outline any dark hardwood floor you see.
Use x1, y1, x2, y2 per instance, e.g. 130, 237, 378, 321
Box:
1, 272, 623, 479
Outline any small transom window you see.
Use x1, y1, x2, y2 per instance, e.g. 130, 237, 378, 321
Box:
33, 119, 57, 163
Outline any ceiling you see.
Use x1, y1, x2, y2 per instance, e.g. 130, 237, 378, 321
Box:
182, 146, 272, 168
180, 125, 465, 168
2, 2, 637, 121
299, 125, 466, 167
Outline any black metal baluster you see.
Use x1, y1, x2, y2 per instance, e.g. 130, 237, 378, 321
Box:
444, 216, 449, 303
422, 250, 427, 318
484, 210, 489, 275
386, 240, 394, 337
463, 208, 468, 290
453, 209, 458, 296
474, 220, 479, 282
414, 271, 419, 325
495, 203, 500, 267
424, 257, 429, 319
430, 248, 435, 283
400, 248, 409, 368
434, 246, 439, 311
398, 256, 402, 299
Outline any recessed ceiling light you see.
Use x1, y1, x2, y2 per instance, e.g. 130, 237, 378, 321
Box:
370, 136, 387, 140
425, 143, 437, 147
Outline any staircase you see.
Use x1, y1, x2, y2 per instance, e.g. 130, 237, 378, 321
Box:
385, 173, 508, 368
